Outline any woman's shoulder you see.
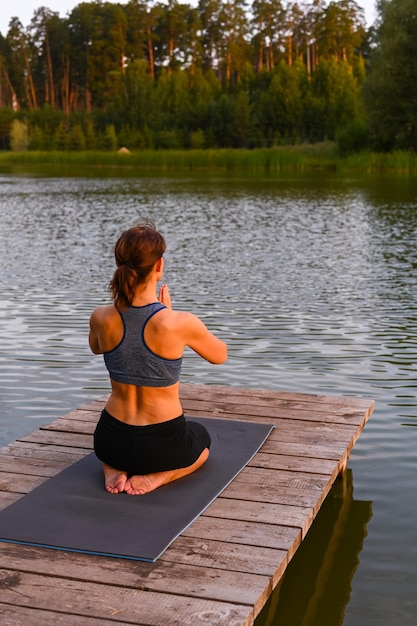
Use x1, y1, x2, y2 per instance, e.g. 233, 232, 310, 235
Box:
91, 304, 119, 325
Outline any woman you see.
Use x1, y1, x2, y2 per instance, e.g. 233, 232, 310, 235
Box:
89, 222, 227, 496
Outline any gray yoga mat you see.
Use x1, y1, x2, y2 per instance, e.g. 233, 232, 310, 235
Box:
0, 417, 273, 562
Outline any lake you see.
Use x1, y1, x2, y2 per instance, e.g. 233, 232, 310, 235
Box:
0, 170, 416, 625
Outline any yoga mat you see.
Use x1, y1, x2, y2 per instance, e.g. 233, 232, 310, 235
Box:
0, 417, 273, 562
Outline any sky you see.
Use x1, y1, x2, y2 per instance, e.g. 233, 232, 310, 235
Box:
0, 0, 378, 37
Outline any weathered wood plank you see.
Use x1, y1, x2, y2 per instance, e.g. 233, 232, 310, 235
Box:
0, 456, 72, 477
162, 536, 287, 578
41, 417, 96, 435
0, 491, 21, 511
181, 398, 369, 426
0, 471, 46, 494
260, 437, 347, 460
0, 603, 124, 626
181, 516, 302, 554
77, 397, 108, 412
0, 542, 270, 608
222, 467, 330, 510
248, 452, 338, 475
0, 569, 253, 626
0, 441, 88, 463
203, 498, 314, 538
180, 383, 375, 408
19, 429, 93, 449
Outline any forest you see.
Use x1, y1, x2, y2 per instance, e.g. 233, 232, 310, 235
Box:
0, 0, 416, 153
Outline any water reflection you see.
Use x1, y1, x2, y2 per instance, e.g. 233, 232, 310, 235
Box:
256, 470, 372, 626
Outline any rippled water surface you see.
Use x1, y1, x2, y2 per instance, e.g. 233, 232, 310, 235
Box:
0, 171, 416, 625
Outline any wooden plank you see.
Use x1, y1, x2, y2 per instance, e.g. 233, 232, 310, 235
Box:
223, 467, 330, 509
248, 452, 338, 475
0, 542, 270, 608
180, 383, 375, 410
0, 441, 87, 463
41, 417, 95, 435
77, 397, 108, 412
0, 471, 46, 494
0, 491, 22, 511
203, 498, 314, 538
19, 429, 93, 449
0, 455, 72, 477
0, 569, 253, 626
181, 398, 369, 426
163, 536, 286, 578
260, 437, 348, 460
181, 516, 302, 554
0, 604, 122, 626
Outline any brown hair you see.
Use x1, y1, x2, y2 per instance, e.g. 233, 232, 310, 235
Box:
109, 222, 166, 310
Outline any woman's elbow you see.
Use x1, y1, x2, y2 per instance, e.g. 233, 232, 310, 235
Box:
211, 342, 228, 364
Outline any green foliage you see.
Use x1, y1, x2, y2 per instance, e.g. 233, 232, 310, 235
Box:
68, 124, 86, 151
230, 91, 253, 147
28, 126, 46, 150
189, 129, 206, 149
336, 118, 372, 155
0, 107, 14, 149
364, 0, 417, 150
2, 145, 417, 174
154, 129, 183, 150
99, 125, 118, 151
10, 119, 29, 151
0, 0, 374, 153
54, 122, 69, 150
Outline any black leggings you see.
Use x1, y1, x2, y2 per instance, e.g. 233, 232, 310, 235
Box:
94, 408, 211, 476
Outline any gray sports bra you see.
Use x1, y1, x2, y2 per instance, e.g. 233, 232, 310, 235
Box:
103, 302, 182, 387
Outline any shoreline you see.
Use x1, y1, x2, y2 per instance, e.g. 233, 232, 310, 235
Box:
1, 147, 417, 175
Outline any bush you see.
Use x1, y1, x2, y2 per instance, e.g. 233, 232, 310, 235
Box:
54, 122, 69, 150
28, 125, 45, 150
336, 118, 371, 155
189, 129, 206, 149
10, 120, 29, 151
154, 130, 183, 149
98, 125, 118, 151
68, 124, 86, 150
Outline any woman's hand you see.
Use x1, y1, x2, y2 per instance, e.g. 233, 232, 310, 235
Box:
158, 284, 172, 309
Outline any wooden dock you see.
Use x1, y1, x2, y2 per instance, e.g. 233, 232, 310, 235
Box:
0, 383, 374, 626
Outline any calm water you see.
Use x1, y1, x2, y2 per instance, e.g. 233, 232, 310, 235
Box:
0, 171, 416, 625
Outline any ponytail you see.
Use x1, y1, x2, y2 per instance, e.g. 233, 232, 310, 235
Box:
109, 222, 166, 310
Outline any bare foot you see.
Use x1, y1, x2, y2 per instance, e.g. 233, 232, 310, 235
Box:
124, 448, 210, 496
102, 464, 128, 494
124, 470, 174, 496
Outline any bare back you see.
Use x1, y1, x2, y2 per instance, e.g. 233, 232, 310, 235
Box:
89, 297, 226, 425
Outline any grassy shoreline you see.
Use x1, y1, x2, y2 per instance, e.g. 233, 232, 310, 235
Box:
1, 146, 417, 174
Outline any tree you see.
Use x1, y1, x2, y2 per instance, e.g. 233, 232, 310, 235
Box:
154, 1, 194, 72
312, 58, 363, 139
10, 119, 29, 150
230, 90, 252, 146
251, 0, 285, 72
218, 0, 250, 86
125, 0, 160, 79
6, 18, 38, 109
0, 107, 15, 148
364, 0, 417, 150
317, 0, 366, 64
197, 0, 223, 72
